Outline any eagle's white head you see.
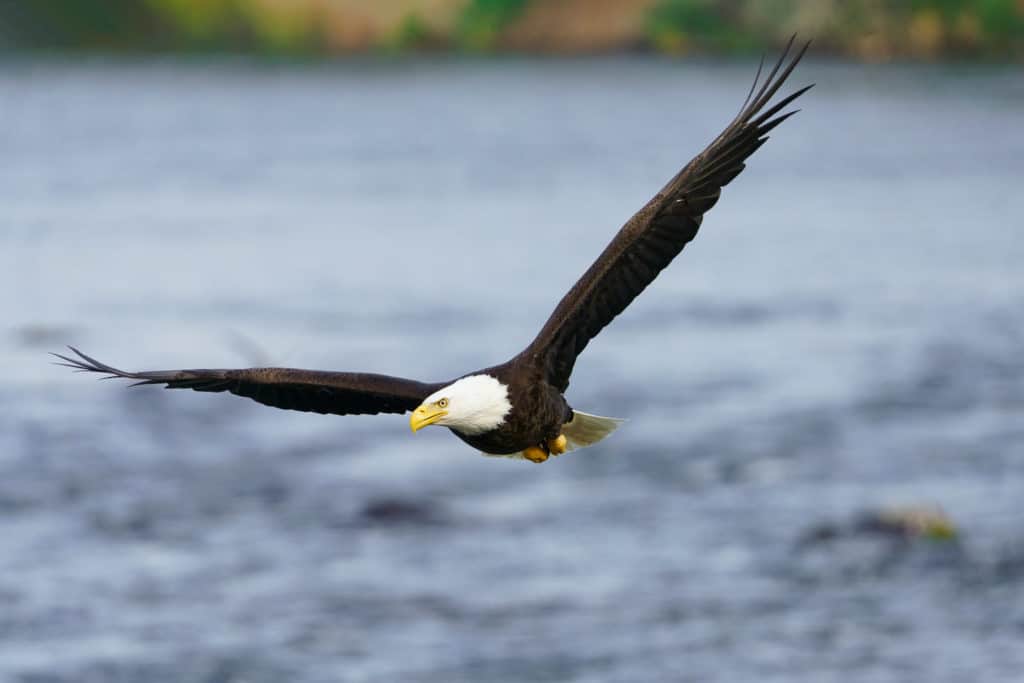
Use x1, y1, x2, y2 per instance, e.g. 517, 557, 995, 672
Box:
409, 374, 511, 436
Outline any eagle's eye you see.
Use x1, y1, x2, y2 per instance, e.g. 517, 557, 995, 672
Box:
437, 398, 449, 408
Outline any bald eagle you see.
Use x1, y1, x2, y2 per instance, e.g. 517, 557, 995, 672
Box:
55, 40, 810, 464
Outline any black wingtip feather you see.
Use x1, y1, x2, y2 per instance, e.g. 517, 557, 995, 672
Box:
751, 83, 814, 128
739, 52, 767, 115
744, 37, 810, 120
52, 346, 139, 381
757, 109, 800, 136
749, 34, 794, 108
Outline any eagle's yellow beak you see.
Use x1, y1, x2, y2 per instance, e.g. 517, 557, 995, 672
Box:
410, 404, 448, 433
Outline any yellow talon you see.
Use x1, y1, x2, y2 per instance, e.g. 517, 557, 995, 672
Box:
523, 446, 549, 463
548, 434, 567, 456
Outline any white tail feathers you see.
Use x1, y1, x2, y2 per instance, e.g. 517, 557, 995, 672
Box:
561, 410, 626, 452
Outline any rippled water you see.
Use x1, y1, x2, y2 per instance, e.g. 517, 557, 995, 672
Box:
1, 57, 1022, 682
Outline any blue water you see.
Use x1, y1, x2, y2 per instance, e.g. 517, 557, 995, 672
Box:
1, 57, 1022, 682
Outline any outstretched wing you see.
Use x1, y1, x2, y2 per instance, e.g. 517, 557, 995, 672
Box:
53, 347, 443, 416
523, 38, 812, 392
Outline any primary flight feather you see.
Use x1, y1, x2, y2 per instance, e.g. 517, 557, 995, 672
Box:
56, 39, 811, 463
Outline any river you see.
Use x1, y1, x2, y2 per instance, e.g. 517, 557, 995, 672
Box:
1, 56, 1022, 682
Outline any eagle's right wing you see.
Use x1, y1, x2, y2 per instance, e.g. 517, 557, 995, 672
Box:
53, 347, 443, 416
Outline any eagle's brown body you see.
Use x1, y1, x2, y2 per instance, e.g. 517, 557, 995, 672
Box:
451, 361, 572, 455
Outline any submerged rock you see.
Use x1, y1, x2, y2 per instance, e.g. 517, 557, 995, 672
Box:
792, 505, 967, 583
799, 504, 960, 550
858, 505, 958, 541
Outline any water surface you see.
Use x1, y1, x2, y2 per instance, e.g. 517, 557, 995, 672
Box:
1, 57, 1022, 682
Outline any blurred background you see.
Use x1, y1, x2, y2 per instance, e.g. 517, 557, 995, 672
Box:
1, 1, 1022, 682
2, 0, 1024, 58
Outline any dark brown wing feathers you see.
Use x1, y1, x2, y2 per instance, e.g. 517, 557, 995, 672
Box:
524, 38, 812, 391
57, 42, 809, 415
53, 347, 441, 416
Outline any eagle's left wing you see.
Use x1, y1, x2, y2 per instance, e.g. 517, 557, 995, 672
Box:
522, 38, 812, 392
53, 347, 443, 416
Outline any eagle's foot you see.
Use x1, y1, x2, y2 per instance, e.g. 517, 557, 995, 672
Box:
547, 434, 567, 456
523, 445, 549, 463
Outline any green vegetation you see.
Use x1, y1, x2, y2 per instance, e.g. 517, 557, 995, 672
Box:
388, 12, 434, 52
648, 1, 761, 54
457, 0, 529, 50
646, 0, 1024, 59
0, 0, 1020, 59
146, 0, 324, 54
1, 0, 166, 50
